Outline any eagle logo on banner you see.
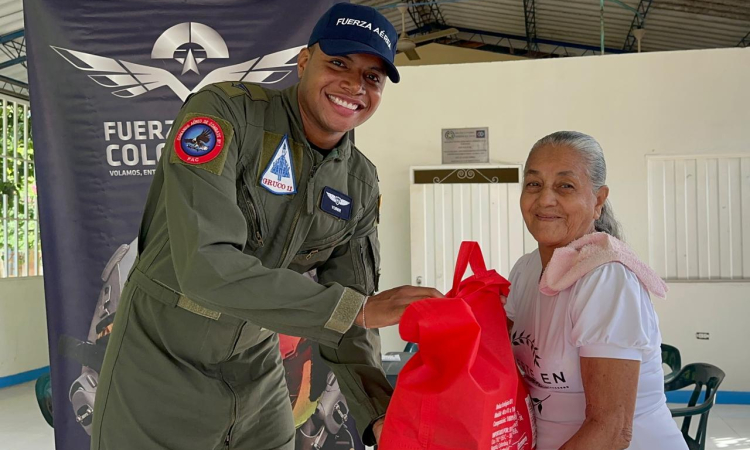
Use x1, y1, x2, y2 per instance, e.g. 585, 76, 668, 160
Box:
50, 22, 302, 101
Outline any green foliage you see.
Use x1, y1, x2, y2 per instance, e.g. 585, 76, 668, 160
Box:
0, 102, 38, 276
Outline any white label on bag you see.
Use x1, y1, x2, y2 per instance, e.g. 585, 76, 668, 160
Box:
490, 398, 528, 450
524, 394, 537, 448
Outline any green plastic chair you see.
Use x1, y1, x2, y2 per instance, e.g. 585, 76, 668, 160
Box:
667, 363, 725, 450
661, 343, 682, 385
35, 372, 54, 427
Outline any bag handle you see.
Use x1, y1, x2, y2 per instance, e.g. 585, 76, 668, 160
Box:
451, 241, 488, 291
399, 298, 481, 379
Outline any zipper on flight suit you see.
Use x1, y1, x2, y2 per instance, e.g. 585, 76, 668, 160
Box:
238, 180, 264, 248
305, 157, 336, 214
221, 324, 245, 450
221, 379, 237, 449
276, 150, 336, 268
360, 241, 373, 292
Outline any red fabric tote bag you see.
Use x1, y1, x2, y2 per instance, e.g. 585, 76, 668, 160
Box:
379, 242, 535, 450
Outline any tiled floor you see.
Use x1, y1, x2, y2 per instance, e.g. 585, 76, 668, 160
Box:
683, 403, 750, 450
1, 380, 749, 449
0, 381, 55, 450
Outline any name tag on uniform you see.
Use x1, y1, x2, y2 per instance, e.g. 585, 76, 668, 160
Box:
320, 187, 352, 220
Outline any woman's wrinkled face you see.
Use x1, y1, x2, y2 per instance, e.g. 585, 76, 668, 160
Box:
521, 144, 608, 251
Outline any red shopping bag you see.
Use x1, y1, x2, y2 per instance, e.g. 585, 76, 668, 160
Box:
379, 242, 535, 450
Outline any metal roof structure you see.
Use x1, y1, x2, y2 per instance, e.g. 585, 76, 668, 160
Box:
356, 0, 750, 58
0, 0, 25, 99
3, 1, 750, 100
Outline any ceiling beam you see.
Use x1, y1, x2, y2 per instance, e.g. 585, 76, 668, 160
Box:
0, 56, 26, 70
0, 73, 28, 89
653, 0, 750, 22
522, 0, 540, 53
0, 87, 28, 101
0, 30, 23, 45
455, 27, 624, 55
623, 0, 654, 52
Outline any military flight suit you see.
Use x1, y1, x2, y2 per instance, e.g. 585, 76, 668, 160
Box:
91, 82, 391, 450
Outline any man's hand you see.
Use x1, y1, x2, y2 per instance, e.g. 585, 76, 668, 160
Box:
355, 286, 443, 329
372, 418, 385, 443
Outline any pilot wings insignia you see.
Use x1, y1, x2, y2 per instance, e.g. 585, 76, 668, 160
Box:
50, 45, 304, 101
326, 192, 351, 207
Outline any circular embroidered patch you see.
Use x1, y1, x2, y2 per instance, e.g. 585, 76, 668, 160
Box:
174, 117, 225, 164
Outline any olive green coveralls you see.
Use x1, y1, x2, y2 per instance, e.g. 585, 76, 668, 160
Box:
91, 82, 391, 450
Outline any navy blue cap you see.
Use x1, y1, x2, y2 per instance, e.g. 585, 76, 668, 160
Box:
308, 3, 400, 83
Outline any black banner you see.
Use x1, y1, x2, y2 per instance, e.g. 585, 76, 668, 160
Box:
25, 1, 363, 448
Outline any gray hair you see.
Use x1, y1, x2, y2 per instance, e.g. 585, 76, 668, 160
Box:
528, 131, 623, 240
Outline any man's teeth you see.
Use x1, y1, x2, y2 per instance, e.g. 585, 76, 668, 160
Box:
328, 95, 358, 111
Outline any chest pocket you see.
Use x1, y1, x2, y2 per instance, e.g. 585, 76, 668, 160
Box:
357, 231, 380, 293
288, 219, 357, 272
288, 172, 364, 269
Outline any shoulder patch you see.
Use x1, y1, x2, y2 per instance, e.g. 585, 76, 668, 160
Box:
259, 135, 298, 195
170, 113, 234, 175
215, 82, 269, 101
258, 131, 304, 189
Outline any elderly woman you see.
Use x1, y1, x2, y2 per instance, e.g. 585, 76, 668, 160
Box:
505, 131, 687, 450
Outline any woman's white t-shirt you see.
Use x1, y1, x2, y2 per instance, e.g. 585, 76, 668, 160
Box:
505, 250, 687, 450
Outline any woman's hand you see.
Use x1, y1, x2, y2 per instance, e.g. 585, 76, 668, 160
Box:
372, 418, 384, 443
559, 357, 640, 450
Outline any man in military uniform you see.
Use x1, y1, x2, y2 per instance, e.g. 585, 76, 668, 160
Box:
91, 3, 441, 450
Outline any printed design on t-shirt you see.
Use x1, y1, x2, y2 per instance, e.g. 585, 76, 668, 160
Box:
513, 329, 571, 394
512, 330, 541, 368
530, 395, 550, 415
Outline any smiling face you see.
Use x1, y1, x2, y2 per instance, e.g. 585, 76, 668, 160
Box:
521, 144, 609, 257
296, 45, 387, 148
